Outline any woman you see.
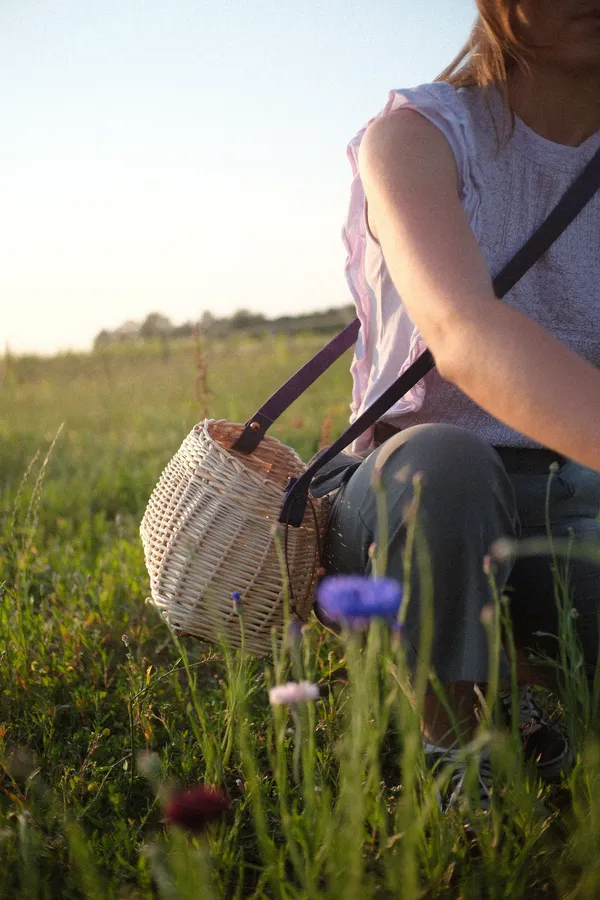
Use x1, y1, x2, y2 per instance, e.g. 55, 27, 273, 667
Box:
319, 0, 600, 810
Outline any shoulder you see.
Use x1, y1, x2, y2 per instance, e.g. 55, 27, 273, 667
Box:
369, 82, 479, 155
347, 81, 480, 174
353, 82, 484, 227
359, 106, 458, 185
358, 87, 466, 204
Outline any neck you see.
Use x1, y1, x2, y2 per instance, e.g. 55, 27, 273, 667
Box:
507, 65, 600, 146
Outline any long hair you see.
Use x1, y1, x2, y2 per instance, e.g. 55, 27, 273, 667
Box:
436, 1, 529, 92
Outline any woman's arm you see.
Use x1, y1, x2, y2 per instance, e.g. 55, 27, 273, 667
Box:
359, 110, 600, 471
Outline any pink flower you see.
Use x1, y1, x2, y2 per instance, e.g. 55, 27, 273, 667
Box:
268, 681, 319, 706
164, 785, 229, 832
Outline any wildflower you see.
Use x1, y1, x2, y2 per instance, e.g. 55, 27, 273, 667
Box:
268, 681, 319, 706
489, 537, 515, 563
480, 603, 496, 627
286, 618, 303, 649
231, 591, 243, 614
315, 574, 402, 630
137, 750, 161, 779
164, 785, 229, 833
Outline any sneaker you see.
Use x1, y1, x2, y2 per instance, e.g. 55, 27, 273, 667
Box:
499, 685, 573, 781
424, 742, 494, 827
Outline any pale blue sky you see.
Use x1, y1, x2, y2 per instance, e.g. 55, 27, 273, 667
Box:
1, 0, 476, 354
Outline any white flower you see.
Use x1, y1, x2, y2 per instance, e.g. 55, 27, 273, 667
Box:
268, 681, 319, 706
489, 537, 515, 563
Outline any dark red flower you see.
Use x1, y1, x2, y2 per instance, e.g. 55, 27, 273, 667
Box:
164, 785, 229, 832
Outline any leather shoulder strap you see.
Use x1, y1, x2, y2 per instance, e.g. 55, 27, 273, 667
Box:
232, 319, 359, 453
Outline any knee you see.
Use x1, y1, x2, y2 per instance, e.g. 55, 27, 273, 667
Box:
369, 423, 516, 518
372, 423, 497, 482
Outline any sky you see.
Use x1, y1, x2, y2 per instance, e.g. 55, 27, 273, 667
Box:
0, 0, 476, 355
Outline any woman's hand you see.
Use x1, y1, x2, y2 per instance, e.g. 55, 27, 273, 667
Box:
359, 110, 600, 472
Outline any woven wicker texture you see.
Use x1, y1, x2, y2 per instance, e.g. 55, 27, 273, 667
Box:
140, 420, 328, 656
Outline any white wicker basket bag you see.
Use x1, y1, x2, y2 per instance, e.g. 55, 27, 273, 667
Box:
140, 419, 328, 656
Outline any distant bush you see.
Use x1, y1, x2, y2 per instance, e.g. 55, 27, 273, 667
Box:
93, 305, 355, 349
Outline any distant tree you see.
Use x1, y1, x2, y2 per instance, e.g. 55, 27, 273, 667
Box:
230, 309, 266, 330
93, 329, 112, 350
114, 320, 142, 342
90, 302, 356, 352
172, 321, 195, 338
198, 311, 215, 334
139, 312, 173, 339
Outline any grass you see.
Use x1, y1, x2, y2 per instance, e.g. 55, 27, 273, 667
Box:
1, 334, 600, 898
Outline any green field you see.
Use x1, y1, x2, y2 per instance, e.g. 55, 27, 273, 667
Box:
2, 335, 600, 899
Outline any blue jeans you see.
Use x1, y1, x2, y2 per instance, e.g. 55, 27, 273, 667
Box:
314, 424, 600, 684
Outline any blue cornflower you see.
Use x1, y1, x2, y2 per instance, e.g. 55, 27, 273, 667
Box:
286, 617, 304, 648
315, 575, 402, 630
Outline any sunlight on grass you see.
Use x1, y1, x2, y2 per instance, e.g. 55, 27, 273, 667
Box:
1, 337, 600, 898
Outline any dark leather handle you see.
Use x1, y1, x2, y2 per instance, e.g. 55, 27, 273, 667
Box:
279, 349, 435, 526
232, 318, 360, 453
